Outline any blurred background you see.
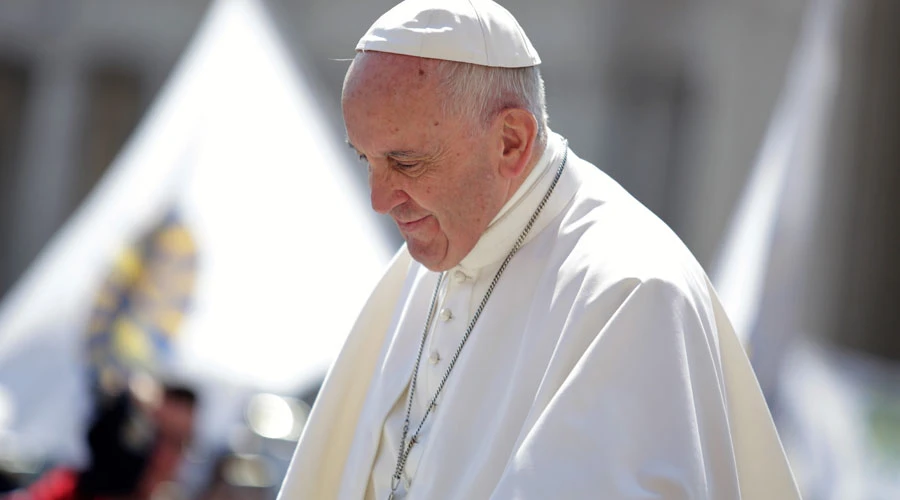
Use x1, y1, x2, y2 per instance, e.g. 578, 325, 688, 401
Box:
0, 0, 897, 498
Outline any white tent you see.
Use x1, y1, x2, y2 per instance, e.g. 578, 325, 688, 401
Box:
710, 0, 840, 349
0, 0, 394, 464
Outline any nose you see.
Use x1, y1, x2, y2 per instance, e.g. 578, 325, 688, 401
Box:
369, 167, 408, 214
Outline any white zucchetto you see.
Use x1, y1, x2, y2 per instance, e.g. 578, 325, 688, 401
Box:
356, 0, 541, 68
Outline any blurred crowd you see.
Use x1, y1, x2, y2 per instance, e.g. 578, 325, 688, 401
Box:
0, 376, 251, 500
0, 374, 280, 500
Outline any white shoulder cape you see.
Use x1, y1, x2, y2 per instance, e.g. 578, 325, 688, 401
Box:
279, 150, 799, 499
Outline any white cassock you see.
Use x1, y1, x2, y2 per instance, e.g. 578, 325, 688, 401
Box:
278, 132, 801, 499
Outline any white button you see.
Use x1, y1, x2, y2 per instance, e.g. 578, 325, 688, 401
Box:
453, 270, 468, 283
429, 351, 440, 364
439, 308, 453, 321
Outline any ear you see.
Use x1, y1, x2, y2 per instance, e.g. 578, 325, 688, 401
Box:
496, 108, 538, 180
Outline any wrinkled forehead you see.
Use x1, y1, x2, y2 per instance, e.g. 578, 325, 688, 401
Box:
343, 52, 442, 102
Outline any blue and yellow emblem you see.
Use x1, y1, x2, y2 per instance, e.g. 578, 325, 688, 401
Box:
85, 211, 198, 386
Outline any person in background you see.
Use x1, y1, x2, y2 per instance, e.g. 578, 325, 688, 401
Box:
9, 380, 197, 500
134, 384, 196, 500
278, 0, 800, 499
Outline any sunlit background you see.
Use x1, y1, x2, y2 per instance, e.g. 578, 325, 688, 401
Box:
0, 0, 898, 498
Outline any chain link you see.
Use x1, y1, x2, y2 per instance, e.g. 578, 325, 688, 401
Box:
389, 143, 569, 498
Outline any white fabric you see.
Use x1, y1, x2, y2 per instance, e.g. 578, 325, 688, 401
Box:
356, 0, 541, 68
365, 136, 565, 499
279, 132, 800, 499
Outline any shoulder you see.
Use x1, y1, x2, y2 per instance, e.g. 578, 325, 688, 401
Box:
550, 154, 711, 304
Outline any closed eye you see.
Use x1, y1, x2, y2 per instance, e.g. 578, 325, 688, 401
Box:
393, 159, 420, 169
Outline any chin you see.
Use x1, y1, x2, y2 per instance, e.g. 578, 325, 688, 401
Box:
410, 252, 446, 272
407, 245, 452, 272
421, 261, 453, 272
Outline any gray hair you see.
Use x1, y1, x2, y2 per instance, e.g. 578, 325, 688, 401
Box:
434, 60, 549, 145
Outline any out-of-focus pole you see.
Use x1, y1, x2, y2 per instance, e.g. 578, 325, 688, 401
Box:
808, 0, 900, 359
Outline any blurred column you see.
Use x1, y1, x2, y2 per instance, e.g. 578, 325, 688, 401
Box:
7, 57, 84, 294
597, 0, 696, 234
3, 0, 84, 297
807, 0, 900, 359
0, 60, 31, 295
685, 0, 808, 266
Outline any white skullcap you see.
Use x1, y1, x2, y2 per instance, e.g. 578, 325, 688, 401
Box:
356, 0, 541, 68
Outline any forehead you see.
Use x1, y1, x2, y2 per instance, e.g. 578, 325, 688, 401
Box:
342, 53, 449, 125
344, 52, 441, 98
343, 53, 451, 152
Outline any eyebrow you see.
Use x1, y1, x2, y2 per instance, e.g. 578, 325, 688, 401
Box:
345, 140, 421, 159
387, 150, 421, 159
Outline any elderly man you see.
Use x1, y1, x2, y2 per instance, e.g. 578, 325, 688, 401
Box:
280, 1, 800, 499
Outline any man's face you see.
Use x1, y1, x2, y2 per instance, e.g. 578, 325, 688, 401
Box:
342, 53, 510, 271
138, 397, 195, 498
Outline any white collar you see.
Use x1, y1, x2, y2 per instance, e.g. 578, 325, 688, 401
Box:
456, 131, 571, 274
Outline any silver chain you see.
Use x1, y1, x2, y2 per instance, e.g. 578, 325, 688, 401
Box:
388, 144, 569, 499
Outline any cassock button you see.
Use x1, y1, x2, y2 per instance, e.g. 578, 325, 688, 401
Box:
453, 270, 468, 283
439, 308, 453, 322
429, 351, 440, 365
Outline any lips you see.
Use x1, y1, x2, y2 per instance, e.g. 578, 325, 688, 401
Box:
396, 215, 430, 232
